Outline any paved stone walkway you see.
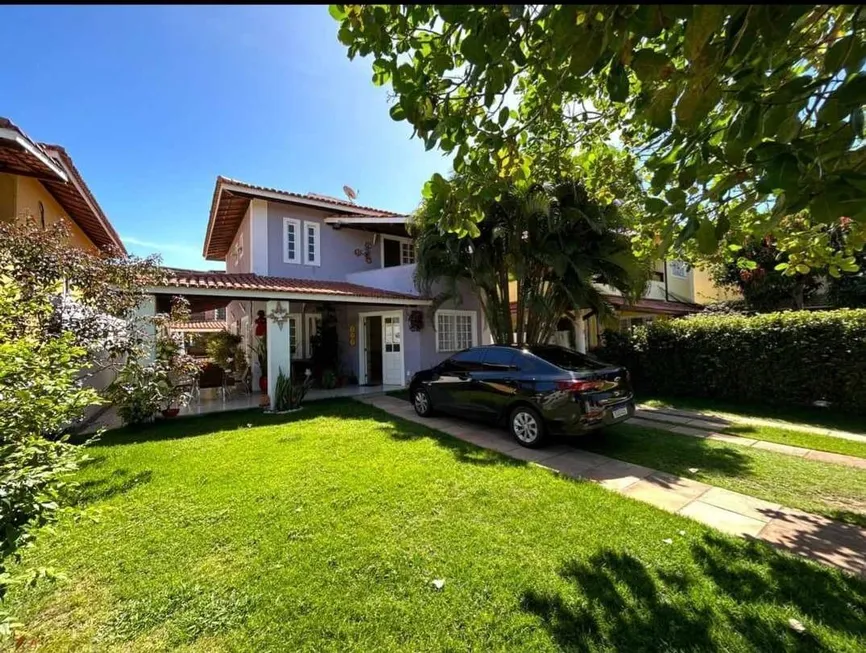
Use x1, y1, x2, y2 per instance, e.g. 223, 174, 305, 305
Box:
630, 407, 866, 470
637, 403, 866, 444
358, 394, 866, 578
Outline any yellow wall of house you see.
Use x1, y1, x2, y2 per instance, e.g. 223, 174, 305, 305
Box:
12, 175, 96, 252
0, 173, 17, 223
692, 266, 741, 304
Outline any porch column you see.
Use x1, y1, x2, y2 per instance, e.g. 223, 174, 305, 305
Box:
134, 294, 157, 363
266, 300, 291, 409
574, 312, 587, 353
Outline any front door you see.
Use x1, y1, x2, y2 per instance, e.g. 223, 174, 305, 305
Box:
365, 316, 383, 385
382, 314, 403, 385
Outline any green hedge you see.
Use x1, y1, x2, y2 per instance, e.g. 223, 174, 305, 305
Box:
593, 309, 866, 413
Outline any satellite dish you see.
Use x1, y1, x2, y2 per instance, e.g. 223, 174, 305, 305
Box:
343, 185, 358, 202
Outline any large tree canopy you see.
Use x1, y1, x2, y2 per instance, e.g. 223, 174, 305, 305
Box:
412, 176, 648, 345
332, 4, 866, 276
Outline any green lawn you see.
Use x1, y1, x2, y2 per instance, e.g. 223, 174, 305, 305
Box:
5, 400, 866, 651
722, 422, 866, 460
582, 424, 866, 528
641, 394, 866, 436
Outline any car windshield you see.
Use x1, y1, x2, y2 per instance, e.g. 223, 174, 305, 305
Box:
528, 345, 610, 371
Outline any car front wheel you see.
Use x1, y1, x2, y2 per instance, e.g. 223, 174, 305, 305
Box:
509, 405, 546, 448
413, 387, 435, 417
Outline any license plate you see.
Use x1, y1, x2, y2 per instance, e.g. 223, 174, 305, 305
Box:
612, 406, 629, 420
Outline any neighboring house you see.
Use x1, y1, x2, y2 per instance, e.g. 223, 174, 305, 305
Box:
508, 259, 704, 352
150, 177, 489, 399
691, 266, 743, 304
1, 117, 128, 422
0, 117, 125, 254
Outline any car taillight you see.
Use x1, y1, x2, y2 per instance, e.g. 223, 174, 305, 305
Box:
556, 379, 604, 392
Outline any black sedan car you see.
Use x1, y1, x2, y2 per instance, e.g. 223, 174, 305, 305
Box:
408, 344, 634, 448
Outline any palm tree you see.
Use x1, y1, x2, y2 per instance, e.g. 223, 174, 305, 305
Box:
412, 177, 647, 345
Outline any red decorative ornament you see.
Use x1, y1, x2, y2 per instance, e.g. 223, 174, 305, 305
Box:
254, 310, 267, 337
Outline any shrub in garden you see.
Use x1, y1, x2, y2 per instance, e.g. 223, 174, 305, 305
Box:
0, 220, 162, 634
601, 310, 866, 412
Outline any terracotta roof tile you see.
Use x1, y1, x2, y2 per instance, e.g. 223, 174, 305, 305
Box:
158, 268, 424, 302
169, 321, 226, 332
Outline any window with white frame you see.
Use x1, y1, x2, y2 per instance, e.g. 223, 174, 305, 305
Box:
287, 315, 300, 355
436, 310, 477, 352
283, 218, 300, 263
401, 241, 415, 265
670, 260, 689, 279
304, 220, 321, 266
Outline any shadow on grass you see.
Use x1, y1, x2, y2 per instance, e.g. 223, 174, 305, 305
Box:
363, 404, 528, 468
72, 468, 154, 505
577, 425, 753, 479
522, 533, 866, 651
85, 397, 527, 469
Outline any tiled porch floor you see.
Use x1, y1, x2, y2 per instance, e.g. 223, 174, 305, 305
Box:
83, 385, 403, 433
178, 385, 403, 417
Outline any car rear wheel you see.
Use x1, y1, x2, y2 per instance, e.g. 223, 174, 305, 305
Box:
413, 387, 435, 417
509, 405, 546, 448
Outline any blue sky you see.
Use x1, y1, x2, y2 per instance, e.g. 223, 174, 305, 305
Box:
0, 5, 449, 269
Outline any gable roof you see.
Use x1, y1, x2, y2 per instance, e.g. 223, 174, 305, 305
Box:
0, 117, 126, 254
203, 176, 403, 261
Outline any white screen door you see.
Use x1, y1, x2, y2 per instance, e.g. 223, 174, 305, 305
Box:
382, 314, 402, 385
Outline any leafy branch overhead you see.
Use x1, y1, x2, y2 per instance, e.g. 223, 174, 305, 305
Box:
331, 4, 866, 271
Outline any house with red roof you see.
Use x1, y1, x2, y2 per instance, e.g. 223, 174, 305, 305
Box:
151, 176, 488, 403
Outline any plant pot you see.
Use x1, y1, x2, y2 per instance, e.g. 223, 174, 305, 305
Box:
259, 375, 268, 393
161, 408, 180, 418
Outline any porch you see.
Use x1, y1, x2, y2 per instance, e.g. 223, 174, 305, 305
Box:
144, 268, 437, 411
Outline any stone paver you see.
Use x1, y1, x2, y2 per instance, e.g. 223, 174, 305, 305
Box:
637, 403, 866, 444
623, 476, 708, 512
705, 432, 759, 446
638, 411, 866, 469
679, 500, 768, 538
362, 395, 866, 577
751, 440, 810, 457
698, 487, 782, 523
542, 451, 609, 477
582, 459, 654, 491
758, 508, 866, 577
669, 425, 712, 438
634, 409, 694, 425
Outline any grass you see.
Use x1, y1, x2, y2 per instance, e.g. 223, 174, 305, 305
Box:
722, 423, 866, 460
582, 424, 866, 528
4, 400, 866, 651
640, 394, 866, 435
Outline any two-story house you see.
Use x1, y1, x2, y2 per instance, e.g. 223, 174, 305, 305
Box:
151, 177, 489, 402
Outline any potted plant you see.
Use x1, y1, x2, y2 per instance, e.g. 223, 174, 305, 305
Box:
320, 368, 337, 390
270, 370, 314, 413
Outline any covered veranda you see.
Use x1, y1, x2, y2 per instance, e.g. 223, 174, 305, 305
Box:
144, 268, 430, 412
